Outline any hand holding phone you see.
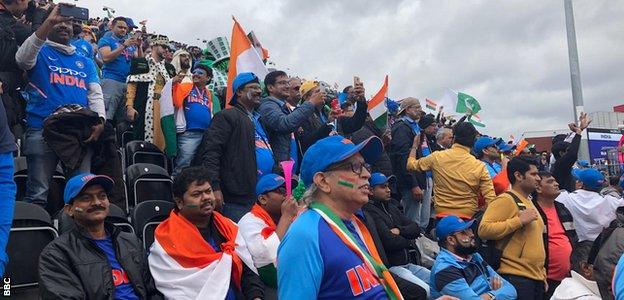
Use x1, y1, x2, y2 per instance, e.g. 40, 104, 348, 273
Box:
59, 4, 89, 21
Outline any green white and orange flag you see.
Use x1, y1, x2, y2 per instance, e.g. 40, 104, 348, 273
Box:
367, 75, 388, 129
425, 98, 437, 111
468, 114, 486, 127
225, 17, 269, 106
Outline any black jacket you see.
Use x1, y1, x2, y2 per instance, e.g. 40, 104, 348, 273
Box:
38, 222, 161, 300
194, 104, 258, 206
337, 99, 368, 137
356, 210, 427, 300
553, 134, 581, 192
42, 105, 102, 170
364, 198, 421, 267
389, 119, 425, 190
350, 120, 393, 176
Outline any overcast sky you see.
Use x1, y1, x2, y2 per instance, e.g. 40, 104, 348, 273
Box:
80, 0, 624, 138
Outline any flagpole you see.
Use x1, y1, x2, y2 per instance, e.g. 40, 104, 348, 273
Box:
564, 0, 589, 161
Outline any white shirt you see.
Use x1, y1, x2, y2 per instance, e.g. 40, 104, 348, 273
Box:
556, 189, 624, 242
551, 271, 601, 300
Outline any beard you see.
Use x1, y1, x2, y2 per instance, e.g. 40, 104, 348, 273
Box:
455, 240, 479, 256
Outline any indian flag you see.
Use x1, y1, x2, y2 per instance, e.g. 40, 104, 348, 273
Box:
148, 211, 257, 300
425, 98, 437, 111
368, 75, 388, 129
469, 114, 486, 127
439, 88, 482, 115
237, 204, 281, 288
225, 17, 269, 105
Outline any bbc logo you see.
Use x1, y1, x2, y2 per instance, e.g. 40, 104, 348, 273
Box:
2, 277, 9, 297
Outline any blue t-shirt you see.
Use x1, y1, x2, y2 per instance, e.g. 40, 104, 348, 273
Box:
97, 35, 136, 82
24, 45, 99, 128
184, 86, 212, 131
71, 38, 94, 59
253, 113, 274, 176
278, 210, 388, 300
92, 237, 139, 300
483, 161, 502, 178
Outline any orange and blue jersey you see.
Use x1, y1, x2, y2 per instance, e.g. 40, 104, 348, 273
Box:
24, 44, 99, 129
183, 86, 212, 131
277, 209, 387, 300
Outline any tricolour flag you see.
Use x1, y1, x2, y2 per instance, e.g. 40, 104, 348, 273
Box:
237, 204, 281, 288
425, 98, 437, 111
367, 75, 388, 129
469, 114, 486, 127
148, 211, 257, 300
226, 17, 269, 105
438, 88, 482, 115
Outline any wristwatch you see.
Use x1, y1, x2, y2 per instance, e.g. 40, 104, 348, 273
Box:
487, 292, 495, 300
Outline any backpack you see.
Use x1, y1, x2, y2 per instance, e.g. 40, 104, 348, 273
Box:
472, 191, 526, 270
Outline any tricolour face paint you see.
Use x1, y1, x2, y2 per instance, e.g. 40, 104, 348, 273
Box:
337, 178, 356, 189
184, 204, 200, 208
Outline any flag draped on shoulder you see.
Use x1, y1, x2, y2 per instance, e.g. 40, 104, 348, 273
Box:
237, 204, 281, 288
226, 17, 269, 106
368, 75, 389, 129
148, 211, 257, 300
309, 202, 404, 300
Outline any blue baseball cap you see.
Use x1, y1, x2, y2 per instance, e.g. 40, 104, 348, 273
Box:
496, 138, 514, 153
256, 174, 286, 196
577, 160, 590, 169
473, 136, 498, 155
64, 173, 114, 204
369, 173, 389, 187
572, 168, 605, 190
300, 135, 383, 188
436, 215, 475, 241
125, 18, 138, 29
230, 72, 260, 105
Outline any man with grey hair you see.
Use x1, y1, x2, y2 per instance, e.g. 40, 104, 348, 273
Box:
435, 127, 453, 150
277, 135, 408, 299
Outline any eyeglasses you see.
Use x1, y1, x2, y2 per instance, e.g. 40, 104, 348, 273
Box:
268, 186, 287, 196
327, 160, 372, 175
192, 69, 207, 76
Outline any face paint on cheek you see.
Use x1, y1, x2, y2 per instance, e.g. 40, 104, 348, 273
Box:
184, 204, 200, 208
337, 178, 356, 189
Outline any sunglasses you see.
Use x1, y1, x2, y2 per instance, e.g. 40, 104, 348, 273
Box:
192, 69, 207, 76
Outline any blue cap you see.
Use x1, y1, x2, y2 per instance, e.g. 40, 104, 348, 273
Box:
300, 135, 383, 187
577, 160, 590, 168
64, 173, 114, 204
256, 174, 286, 196
369, 173, 389, 187
572, 168, 605, 190
473, 136, 498, 155
436, 215, 475, 241
230, 72, 259, 105
496, 138, 514, 152
125, 18, 138, 29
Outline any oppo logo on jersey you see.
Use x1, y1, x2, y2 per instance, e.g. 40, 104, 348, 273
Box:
47, 65, 87, 90
47, 65, 88, 77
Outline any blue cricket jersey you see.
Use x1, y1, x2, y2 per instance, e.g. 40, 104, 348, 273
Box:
277, 209, 388, 300
24, 44, 99, 129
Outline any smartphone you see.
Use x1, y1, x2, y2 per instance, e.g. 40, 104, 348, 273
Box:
59, 5, 89, 21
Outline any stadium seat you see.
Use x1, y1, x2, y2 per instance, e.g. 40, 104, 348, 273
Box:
126, 163, 173, 208
5, 202, 58, 289
125, 141, 167, 170
132, 200, 175, 250
14, 157, 66, 216
54, 203, 134, 235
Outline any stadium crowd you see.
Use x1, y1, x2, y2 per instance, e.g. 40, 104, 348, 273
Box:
1, 0, 624, 299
